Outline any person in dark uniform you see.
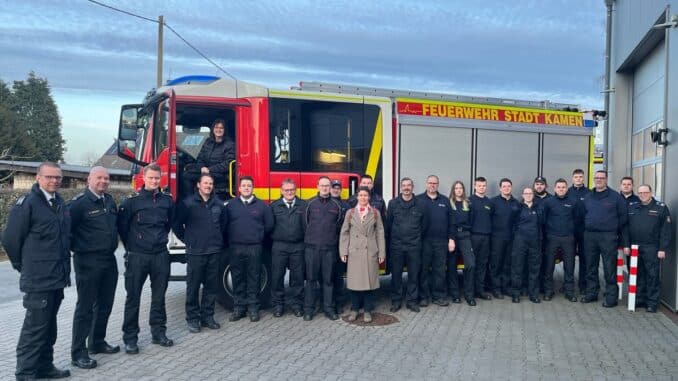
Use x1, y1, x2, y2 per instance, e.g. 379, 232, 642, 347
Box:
417, 175, 456, 307
226, 176, 274, 323
579, 170, 628, 307
532, 176, 551, 296
619, 176, 641, 273
619, 176, 641, 205
489, 178, 521, 299
172, 174, 228, 332
269, 179, 307, 318
624, 185, 672, 313
386, 177, 427, 312
470, 177, 493, 300
448, 181, 476, 306
330, 179, 350, 314
510, 187, 543, 303
118, 163, 175, 354
303, 176, 343, 321
541, 178, 578, 302
569, 169, 590, 296
69, 167, 120, 370
3, 162, 71, 380
348, 174, 386, 221
183, 119, 235, 198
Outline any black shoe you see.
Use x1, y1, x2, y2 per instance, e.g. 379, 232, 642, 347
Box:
406, 304, 420, 313
451, 297, 462, 304
36, 365, 70, 379
187, 320, 201, 333
529, 296, 541, 304
543, 293, 554, 301
512, 296, 520, 303
151, 335, 174, 347
432, 299, 449, 307
303, 313, 313, 321
229, 310, 247, 322
293, 309, 304, 317
479, 292, 492, 300
124, 343, 139, 354
466, 299, 477, 306
201, 317, 221, 330
249, 312, 260, 322
492, 291, 504, 300
71, 357, 97, 369
15, 375, 37, 381
579, 296, 598, 303
419, 299, 429, 307
335, 305, 344, 314
88, 342, 120, 355
565, 295, 578, 302
389, 303, 401, 312
272, 308, 284, 318
602, 301, 617, 308
324, 311, 339, 320
646, 306, 657, 313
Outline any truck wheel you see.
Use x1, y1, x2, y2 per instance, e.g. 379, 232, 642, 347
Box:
217, 250, 272, 310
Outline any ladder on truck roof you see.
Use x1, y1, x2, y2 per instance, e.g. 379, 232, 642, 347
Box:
293, 81, 580, 111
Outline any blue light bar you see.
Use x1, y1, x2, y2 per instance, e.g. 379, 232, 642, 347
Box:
165, 75, 220, 86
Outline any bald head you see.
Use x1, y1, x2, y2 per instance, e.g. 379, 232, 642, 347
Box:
88, 166, 110, 196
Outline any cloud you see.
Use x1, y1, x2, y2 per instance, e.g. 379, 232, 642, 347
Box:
1, 0, 606, 163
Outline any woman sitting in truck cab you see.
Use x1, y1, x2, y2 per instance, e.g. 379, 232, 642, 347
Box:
183, 118, 235, 198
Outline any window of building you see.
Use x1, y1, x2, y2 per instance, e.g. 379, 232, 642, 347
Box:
631, 120, 663, 200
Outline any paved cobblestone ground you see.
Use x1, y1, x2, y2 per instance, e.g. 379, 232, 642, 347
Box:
1, 263, 677, 380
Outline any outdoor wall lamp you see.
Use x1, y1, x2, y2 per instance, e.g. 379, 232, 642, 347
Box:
650, 128, 669, 146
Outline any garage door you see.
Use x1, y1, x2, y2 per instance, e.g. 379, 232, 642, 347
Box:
399, 124, 472, 196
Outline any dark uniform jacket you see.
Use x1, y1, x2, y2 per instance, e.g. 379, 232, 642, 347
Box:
386, 195, 427, 250
225, 196, 274, 245
533, 192, 551, 207
568, 185, 589, 233
173, 193, 228, 255
270, 197, 307, 245
118, 188, 174, 254
451, 200, 472, 231
416, 192, 456, 241
541, 194, 576, 237
622, 193, 641, 206
68, 188, 118, 255
514, 203, 543, 240
2, 183, 71, 292
490, 195, 521, 240
348, 190, 386, 221
626, 198, 672, 250
579, 187, 628, 240
304, 195, 343, 246
196, 137, 235, 181
469, 194, 493, 235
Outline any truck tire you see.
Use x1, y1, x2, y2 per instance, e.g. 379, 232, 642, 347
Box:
217, 247, 272, 310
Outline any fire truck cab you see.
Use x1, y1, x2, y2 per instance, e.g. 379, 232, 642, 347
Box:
117, 75, 392, 308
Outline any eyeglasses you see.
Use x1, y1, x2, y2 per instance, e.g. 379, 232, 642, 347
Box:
41, 175, 63, 181
282, 188, 296, 192
427, 182, 439, 185
593, 177, 606, 180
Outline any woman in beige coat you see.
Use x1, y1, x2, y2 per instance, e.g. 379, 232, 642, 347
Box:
339, 187, 386, 323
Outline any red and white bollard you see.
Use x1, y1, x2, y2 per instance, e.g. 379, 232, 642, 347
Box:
616, 247, 624, 300
627, 245, 639, 311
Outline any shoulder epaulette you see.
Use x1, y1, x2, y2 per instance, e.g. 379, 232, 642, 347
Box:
658, 202, 666, 207
128, 191, 140, 198
15, 195, 26, 206
71, 192, 86, 202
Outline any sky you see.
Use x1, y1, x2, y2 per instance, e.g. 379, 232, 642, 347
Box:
0, 0, 607, 164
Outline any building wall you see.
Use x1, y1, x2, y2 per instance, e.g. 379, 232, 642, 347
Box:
608, 0, 678, 310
